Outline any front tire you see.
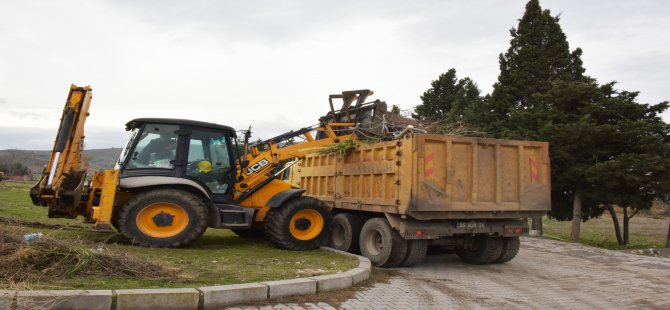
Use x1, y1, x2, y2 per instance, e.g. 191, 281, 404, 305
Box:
118, 189, 208, 248
264, 196, 332, 250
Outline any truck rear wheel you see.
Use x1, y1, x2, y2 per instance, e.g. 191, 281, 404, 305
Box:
264, 197, 332, 250
494, 236, 520, 263
456, 236, 503, 265
359, 217, 408, 267
330, 213, 364, 254
399, 239, 428, 267
118, 189, 208, 248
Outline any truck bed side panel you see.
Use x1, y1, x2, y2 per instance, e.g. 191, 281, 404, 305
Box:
413, 135, 550, 213
293, 134, 550, 218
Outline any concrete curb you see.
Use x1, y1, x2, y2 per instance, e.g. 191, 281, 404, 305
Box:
2, 247, 371, 309
15, 290, 112, 310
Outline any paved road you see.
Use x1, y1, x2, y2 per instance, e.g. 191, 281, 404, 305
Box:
230, 237, 670, 309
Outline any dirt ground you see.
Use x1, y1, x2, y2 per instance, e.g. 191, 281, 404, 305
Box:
233, 236, 670, 309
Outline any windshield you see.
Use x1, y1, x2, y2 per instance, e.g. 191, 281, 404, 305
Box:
126, 124, 179, 169
115, 128, 140, 169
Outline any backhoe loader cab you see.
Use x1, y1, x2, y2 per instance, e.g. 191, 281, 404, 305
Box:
116, 118, 237, 202
84, 118, 242, 248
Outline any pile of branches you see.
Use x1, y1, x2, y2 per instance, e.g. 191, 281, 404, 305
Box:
321, 113, 488, 155
411, 119, 488, 137
0, 227, 171, 284
319, 106, 490, 155
354, 109, 488, 140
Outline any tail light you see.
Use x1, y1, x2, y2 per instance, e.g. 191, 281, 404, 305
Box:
504, 226, 528, 236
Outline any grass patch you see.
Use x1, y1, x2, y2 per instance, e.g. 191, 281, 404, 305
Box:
0, 181, 358, 290
542, 213, 668, 250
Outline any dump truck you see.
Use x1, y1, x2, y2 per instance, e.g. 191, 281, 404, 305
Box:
30, 85, 381, 250
289, 133, 551, 266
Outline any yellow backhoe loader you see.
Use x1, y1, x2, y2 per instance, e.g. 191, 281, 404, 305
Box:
30, 84, 385, 249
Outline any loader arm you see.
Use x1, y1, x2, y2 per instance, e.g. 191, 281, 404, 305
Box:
232, 90, 380, 207
234, 122, 356, 202
30, 85, 118, 230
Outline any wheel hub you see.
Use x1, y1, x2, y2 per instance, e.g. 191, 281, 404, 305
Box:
294, 217, 312, 231
152, 211, 175, 227
289, 209, 324, 241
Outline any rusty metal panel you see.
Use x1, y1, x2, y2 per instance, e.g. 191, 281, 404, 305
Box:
334, 140, 399, 212
295, 153, 336, 204
294, 133, 551, 217
500, 145, 519, 203
412, 134, 550, 213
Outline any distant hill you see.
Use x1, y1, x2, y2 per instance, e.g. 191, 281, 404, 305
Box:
0, 148, 122, 174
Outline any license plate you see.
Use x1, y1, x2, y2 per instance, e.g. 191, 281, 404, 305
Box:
457, 222, 486, 230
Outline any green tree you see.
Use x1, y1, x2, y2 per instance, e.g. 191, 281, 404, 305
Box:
485, 0, 670, 244
477, 0, 585, 138
390, 105, 401, 115
485, 0, 594, 241
536, 80, 604, 223
413, 68, 481, 123
581, 85, 670, 244
0, 162, 30, 176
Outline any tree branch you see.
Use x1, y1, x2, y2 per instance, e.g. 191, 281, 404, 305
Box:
628, 208, 640, 220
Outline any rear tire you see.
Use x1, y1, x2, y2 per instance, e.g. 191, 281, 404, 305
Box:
359, 217, 408, 267
456, 236, 503, 265
493, 237, 520, 264
118, 189, 208, 248
329, 213, 364, 254
399, 239, 428, 267
264, 196, 332, 250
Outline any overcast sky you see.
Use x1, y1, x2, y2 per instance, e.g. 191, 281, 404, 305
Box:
1, 0, 669, 150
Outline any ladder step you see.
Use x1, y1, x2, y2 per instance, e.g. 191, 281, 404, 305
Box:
223, 223, 251, 227
213, 203, 256, 229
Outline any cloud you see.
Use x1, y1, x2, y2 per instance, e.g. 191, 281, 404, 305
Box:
0, 0, 668, 153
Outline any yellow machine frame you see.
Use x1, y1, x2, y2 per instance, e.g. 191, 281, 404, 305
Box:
31, 84, 365, 232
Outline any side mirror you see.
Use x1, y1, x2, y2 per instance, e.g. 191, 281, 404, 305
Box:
239, 160, 250, 169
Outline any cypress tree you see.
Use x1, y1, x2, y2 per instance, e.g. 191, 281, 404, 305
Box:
485, 0, 670, 243
486, 0, 596, 240
480, 0, 586, 138
414, 68, 481, 123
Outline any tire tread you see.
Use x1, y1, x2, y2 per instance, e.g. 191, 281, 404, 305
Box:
359, 217, 408, 267
264, 196, 332, 250
456, 236, 504, 265
117, 189, 208, 248
330, 213, 364, 253
399, 239, 428, 267
494, 237, 520, 264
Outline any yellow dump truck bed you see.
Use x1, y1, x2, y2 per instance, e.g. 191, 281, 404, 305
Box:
291, 133, 551, 220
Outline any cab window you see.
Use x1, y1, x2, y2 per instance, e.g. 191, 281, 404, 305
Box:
186, 129, 232, 194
